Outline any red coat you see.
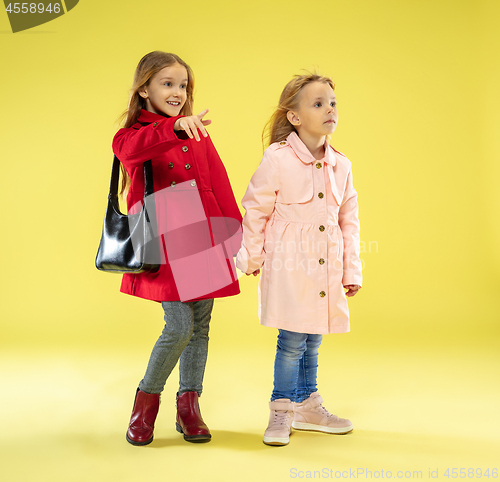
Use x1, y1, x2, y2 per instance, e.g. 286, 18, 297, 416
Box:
112, 109, 242, 302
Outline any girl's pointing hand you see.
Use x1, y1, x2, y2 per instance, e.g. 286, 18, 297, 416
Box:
174, 109, 212, 141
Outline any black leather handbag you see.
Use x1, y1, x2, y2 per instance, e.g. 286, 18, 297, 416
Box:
95, 156, 161, 273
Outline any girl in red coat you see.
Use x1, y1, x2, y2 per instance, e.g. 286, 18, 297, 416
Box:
112, 51, 242, 446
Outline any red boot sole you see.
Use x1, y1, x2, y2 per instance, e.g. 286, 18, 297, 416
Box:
175, 423, 212, 443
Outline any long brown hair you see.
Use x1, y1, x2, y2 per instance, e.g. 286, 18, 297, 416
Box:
117, 51, 195, 198
263, 72, 335, 148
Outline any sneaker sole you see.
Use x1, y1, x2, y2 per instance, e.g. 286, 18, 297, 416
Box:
263, 436, 289, 446
292, 421, 353, 434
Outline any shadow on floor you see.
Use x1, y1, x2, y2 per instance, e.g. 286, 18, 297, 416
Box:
152, 430, 270, 451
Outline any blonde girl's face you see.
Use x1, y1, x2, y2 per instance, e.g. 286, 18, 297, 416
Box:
139, 63, 188, 117
290, 81, 338, 139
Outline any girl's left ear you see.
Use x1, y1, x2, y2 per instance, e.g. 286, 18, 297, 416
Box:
287, 110, 300, 126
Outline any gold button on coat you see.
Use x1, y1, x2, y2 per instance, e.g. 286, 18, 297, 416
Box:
168, 162, 174, 169
182, 146, 188, 152
319, 225, 325, 232
318, 192, 324, 199
316, 162, 322, 169
279, 141, 286, 146
153, 122, 159, 127
319, 258, 325, 265
190, 180, 196, 187
170, 181, 176, 187
319, 291, 326, 298
185, 163, 191, 170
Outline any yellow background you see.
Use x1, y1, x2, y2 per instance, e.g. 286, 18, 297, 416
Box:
1, 1, 499, 481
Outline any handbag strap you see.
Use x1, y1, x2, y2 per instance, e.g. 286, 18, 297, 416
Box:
109, 156, 154, 200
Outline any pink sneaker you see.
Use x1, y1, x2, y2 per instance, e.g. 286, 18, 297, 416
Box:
292, 393, 353, 434
263, 399, 295, 446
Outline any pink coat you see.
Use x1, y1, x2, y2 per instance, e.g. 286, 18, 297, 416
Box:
236, 131, 362, 334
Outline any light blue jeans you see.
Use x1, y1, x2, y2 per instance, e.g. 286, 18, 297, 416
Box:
271, 329, 322, 403
138, 298, 213, 396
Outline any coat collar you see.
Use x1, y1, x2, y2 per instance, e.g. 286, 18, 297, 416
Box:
286, 131, 342, 205
137, 109, 171, 124
286, 131, 337, 168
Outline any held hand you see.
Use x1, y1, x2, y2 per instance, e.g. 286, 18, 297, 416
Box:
344, 284, 361, 297
173, 109, 212, 141
245, 269, 260, 277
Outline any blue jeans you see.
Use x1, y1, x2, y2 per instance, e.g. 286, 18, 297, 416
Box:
138, 299, 213, 395
271, 329, 322, 403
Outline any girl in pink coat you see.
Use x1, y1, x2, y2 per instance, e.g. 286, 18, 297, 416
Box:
236, 73, 363, 446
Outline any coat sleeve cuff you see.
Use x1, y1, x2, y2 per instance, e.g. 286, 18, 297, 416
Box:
236, 249, 248, 274
342, 271, 363, 287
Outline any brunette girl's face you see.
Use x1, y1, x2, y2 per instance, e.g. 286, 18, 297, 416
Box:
139, 63, 188, 117
289, 81, 338, 139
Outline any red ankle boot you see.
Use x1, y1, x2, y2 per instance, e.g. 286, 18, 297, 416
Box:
126, 388, 160, 446
175, 391, 211, 442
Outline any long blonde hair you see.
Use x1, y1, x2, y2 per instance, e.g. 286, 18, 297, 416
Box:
117, 51, 195, 198
263, 72, 335, 148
